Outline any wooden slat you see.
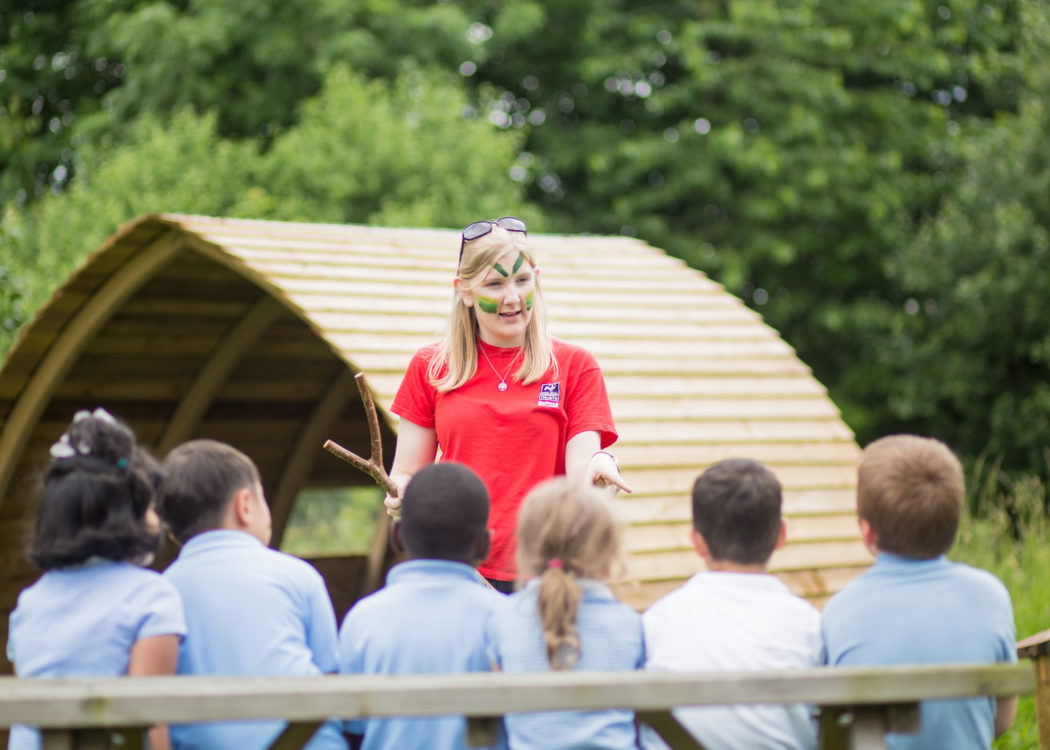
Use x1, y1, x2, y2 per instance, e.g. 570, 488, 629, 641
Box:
155, 296, 283, 456
0, 665, 1032, 727
613, 441, 859, 466
626, 539, 871, 582
622, 514, 860, 555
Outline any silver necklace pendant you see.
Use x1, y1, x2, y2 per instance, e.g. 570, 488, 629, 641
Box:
498, 382, 508, 392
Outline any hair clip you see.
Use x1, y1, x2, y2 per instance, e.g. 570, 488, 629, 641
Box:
548, 558, 563, 569
49, 433, 76, 459
117, 458, 129, 469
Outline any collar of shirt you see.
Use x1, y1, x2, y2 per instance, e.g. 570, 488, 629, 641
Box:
386, 558, 487, 586
686, 570, 793, 595
873, 552, 950, 570
178, 529, 265, 559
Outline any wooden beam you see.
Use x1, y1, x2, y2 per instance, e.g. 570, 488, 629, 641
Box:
266, 721, 322, 750
154, 295, 283, 458
0, 232, 184, 511
637, 710, 708, 750
0, 664, 1032, 728
268, 368, 356, 547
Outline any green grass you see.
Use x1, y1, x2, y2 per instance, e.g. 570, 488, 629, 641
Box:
280, 486, 383, 557
952, 472, 1050, 750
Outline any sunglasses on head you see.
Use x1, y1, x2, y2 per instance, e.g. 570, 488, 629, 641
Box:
458, 217, 528, 269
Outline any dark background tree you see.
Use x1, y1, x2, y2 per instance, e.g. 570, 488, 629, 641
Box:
2, 0, 1048, 484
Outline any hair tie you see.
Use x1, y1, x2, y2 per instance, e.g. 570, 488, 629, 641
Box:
548, 558, 563, 569
116, 458, 129, 469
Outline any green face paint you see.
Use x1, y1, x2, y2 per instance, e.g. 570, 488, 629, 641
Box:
492, 263, 509, 277
525, 291, 534, 310
476, 295, 499, 314
512, 253, 525, 273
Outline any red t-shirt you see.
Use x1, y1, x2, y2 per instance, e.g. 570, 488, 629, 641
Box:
391, 338, 617, 581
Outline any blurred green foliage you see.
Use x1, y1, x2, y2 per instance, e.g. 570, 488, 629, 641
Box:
3, 0, 1050, 485
281, 486, 382, 556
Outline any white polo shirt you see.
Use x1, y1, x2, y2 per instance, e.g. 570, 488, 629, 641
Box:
642, 571, 823, 750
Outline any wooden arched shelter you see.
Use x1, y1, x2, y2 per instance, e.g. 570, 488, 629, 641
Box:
0, 214, 871, 672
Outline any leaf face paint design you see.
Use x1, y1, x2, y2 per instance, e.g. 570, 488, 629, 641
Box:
525, 291, 534, 310
512, 253, 525, 273
476, 295, 500, 313
492, 263, 509, 277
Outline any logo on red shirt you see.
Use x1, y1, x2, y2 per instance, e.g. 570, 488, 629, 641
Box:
538, 382, 561, 407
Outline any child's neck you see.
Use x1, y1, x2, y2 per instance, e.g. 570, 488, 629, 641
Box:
705, 559, 769, 574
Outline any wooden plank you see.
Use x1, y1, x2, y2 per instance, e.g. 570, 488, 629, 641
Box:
620, 465, 856, 497
0, 232, 185, 512
267, 721, 322, 750
613, 441, 859, 466
637, 711, 708, 750
625, 539, 871, 582
0, 665, 1032, 727
612, 400, 844, 420
155, 296, 283, 456
622, 515, 860, 554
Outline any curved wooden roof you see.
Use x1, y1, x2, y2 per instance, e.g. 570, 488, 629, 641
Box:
0, 213, 869, 649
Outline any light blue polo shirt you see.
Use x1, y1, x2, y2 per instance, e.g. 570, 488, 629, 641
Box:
8, 560, 186, 750
486, 578, 645, 750
163, 530, 345, 750
338, 559, 505, 750
822, 553, 1016, 750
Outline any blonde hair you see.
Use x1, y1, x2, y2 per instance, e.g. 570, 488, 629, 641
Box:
427, 226, 555, 392
857, 434, 964, 558
515, 478, 623, 670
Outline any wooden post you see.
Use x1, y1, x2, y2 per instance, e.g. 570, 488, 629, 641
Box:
1017, 628, 1050, 750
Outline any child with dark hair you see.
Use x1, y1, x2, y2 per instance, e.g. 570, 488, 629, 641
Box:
485, 477, 643, 750
642, 458, 822, 750
7, 408, 185, 750
156, 439, 346, 750
338, 461, 503, 750
822, 435, 1017, 750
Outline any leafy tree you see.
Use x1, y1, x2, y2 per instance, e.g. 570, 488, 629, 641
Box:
884, 0, 1050, 476
0, 65, 533, 354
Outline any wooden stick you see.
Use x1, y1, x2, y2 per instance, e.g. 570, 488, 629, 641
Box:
323, 372, 398, 499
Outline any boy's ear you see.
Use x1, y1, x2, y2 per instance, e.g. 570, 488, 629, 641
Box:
390, 520, 406, 555
474, 528, 492, 567
774, 518, 787, 550
858, 518, 879, 552
690, 528, 711, 560
231, 487, 255, 529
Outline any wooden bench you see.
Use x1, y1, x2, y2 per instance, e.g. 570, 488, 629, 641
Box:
0, 660, 1041, 750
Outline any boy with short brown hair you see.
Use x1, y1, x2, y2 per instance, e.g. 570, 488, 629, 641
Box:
822, 434, 1017, 750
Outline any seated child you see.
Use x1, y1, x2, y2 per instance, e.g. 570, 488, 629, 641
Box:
7, 408, 184, 750
338, 461, 504, 750
156, 439, 346, 750
642, 458, 823, 750
486, 477, 644, 750
821, 435, 1017, 750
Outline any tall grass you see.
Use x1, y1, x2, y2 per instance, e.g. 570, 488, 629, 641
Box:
952, 469, 1050, 750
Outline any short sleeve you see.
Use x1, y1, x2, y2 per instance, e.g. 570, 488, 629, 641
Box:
303, 566, 340, 674
561, 344, 617, 447
132, 576, 187, 641
390, 346, 440, 429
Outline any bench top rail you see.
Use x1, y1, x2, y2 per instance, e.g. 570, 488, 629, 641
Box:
0, 663, 1032, 729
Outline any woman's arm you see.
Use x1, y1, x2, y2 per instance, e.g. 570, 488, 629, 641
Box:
384, 418, 439, 514
566, 431, 632, 493
128, 634, 180, 750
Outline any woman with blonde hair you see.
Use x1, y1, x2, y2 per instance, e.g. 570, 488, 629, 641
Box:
485, 477, 644, 748
387, 218, 630, 591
